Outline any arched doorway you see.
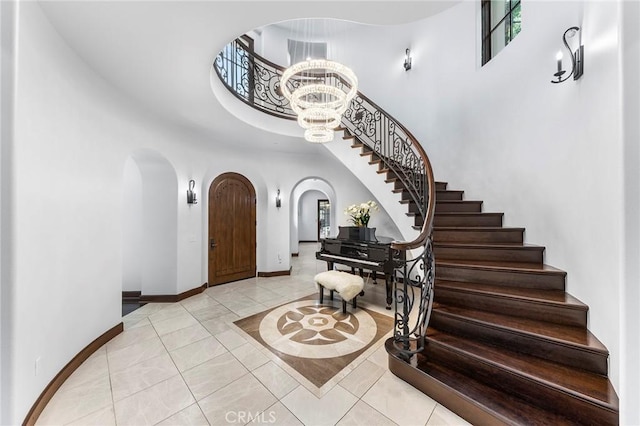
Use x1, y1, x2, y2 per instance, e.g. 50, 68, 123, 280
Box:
208, 172, 256, 285
122, 150, 178, 298
290, 177, 337, 256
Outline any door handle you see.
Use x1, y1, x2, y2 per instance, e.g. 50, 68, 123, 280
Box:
210, 239, 217, 249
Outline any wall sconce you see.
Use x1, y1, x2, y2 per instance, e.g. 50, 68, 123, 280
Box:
551, 26, 584, 84
403, 48, 412, 71
187, 179, 197, 204
275, 189, 281, 208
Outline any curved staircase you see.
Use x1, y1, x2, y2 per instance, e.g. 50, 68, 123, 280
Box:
344, 131, 618, 424
213, 38, 619, 425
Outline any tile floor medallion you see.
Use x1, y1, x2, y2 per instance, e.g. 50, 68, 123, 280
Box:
234, 295, 394, 389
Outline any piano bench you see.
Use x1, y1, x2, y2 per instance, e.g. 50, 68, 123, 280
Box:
314, 271, 365, 314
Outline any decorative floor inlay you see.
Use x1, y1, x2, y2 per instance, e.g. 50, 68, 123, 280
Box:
234, 296, 393, 388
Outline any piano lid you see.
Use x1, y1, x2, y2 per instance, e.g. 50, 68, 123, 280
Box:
335, 226, 393, 243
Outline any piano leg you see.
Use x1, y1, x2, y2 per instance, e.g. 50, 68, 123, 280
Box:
384, 274, 392, 310
372, 271, 378, 285
319, 285, 324, 304
327, 261, 334, 271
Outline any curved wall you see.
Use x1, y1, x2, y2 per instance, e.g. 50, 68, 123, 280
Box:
4, 4, 399, 423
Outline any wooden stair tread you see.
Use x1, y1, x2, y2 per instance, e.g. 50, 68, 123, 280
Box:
434, 226, 524, 232
426, 330, 619, 409
436, 259, 566, 274
435, 212, 502, 216
432, 304, 608, 352
434, 242, 543, 249
389, 345, 576, 425
434, 279, 586, 307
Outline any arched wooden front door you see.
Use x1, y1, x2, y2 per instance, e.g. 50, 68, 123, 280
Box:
208, 173, 256, 285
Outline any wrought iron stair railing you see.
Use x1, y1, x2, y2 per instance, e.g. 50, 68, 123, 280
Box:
214, 38, 436, 360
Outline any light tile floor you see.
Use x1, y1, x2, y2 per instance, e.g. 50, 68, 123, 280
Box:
37, 243, 470, 426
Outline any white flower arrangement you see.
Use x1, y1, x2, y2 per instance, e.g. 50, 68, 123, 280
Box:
345, 200, 378, 227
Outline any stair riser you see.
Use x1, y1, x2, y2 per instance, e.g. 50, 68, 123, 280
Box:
359, 146, 373, 155
434, 287, 587, 327
426, 340, 617, 425
434, 229, 523, 244
435, 182, 448, 191
435, 265, 566, 290
435, 202, 483, 213
368, 157, 383, 168
406, 202, 420, 214
433, 246, 544, 263
430, 312, 608, 375
434, 215, 503, 227
436, 191, 464, 201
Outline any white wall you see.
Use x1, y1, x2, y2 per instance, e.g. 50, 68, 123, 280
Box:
10, 3, 128, 421
298, 190, 324, 241
122, 157, 143, 292
0, 1, 17, 423
620, 1, 640, 423
135, 151, 179, 296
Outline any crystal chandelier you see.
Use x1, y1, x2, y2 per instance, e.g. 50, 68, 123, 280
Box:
280, 59, 358, 143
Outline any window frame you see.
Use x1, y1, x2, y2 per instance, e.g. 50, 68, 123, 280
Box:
481, 0, 521, 66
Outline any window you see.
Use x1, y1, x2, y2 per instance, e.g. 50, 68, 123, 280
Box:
481, 0, 522, 65
287, 40, 327, 65
317, 200, 331, 240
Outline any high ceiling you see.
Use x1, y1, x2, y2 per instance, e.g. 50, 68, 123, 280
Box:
38, 1, 460, 153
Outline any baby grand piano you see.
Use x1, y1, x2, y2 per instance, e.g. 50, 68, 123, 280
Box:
316, 227, 405, 309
